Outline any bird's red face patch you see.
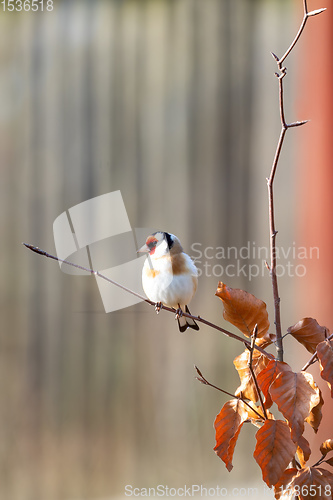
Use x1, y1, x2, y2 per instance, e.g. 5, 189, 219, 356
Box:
146, 236, 158, 255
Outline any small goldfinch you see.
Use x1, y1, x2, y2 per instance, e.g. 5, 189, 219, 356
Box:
138, 231, 199, 332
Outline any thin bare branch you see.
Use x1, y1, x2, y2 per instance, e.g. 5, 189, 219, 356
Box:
301, 332, 333, 371
278, 13, 307, 64
194, 366, 263, 420
23, 243, 150, 303
278, 2, 325, 64
23, 243, 274, 359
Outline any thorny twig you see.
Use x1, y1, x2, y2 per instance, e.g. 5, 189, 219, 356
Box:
194, 366, 263, 420
312, 450, 333, 469
23, 243, 274, 360
302, 332, 333, 371
267, 0, 325, 363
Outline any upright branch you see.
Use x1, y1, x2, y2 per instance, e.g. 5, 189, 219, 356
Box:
267, 1, 325, 362
247, 325, 268, 420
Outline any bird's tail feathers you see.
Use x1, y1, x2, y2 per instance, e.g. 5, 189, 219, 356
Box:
177, 305, 199, 333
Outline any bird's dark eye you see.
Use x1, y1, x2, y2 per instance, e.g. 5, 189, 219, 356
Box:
146, 237, 158, 250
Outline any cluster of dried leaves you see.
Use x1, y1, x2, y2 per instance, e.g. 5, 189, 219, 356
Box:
196, 282, 333, 499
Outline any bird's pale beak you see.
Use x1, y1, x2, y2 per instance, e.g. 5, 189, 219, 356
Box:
137, 243, 149, 254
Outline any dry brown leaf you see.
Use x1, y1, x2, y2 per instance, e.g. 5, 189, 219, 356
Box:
274, 468, 298, 499
233, 349, 270, 403
214, 399, 248, 472
305, 388, 323, 434
257, 360, 293, 409
215, 282, 270, 339
256, 332, 277, 348
297, 435, 312, 467
289, 467, 333, 499
317, 339, 333, 397
287, 318, 328, 354
269, 371, 321, 443
325, 457, 333, 468
320, 439, 333, 457
254, 420, 297, 488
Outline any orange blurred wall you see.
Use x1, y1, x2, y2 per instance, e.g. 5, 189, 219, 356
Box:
296, 0, 333, 461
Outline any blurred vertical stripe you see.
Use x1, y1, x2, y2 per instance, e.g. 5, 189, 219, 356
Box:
296, 0, 333, 472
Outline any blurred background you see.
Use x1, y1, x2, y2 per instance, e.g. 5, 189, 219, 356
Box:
1, 0, 332, 499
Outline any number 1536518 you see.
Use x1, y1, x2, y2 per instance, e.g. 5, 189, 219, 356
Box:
1, 0, 53, 11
